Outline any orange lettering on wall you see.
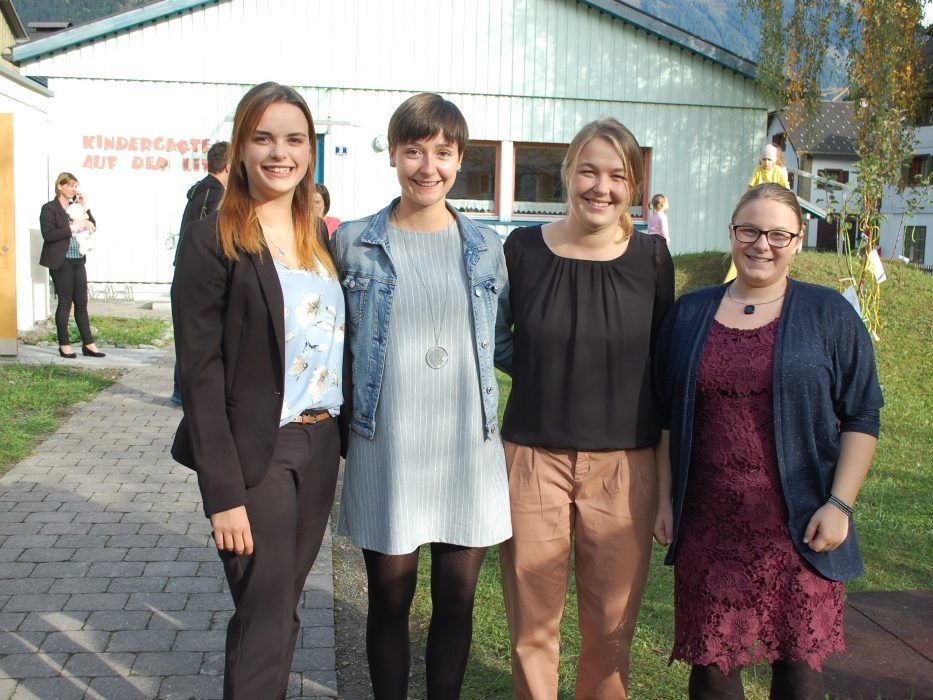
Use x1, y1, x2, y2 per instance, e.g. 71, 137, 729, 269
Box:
82, 154, 118, 169
83, 135, 214, 171
182, 158, 208, 172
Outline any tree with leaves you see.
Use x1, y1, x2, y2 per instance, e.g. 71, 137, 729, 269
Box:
742, 0, 926, 339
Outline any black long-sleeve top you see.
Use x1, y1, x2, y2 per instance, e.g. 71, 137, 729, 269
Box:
498, 225, 674, 450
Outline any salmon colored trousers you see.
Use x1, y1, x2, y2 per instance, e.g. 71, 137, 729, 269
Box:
499, 441, 658, 699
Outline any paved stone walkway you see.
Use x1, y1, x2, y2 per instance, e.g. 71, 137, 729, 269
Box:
826, 590, 933, 700
0, 350, 337, 699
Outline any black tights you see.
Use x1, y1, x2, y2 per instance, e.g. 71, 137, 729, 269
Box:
689, 660, 825, 700
363, 543, 487, 700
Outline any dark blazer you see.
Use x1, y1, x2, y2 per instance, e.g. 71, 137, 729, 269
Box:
39, 198, 96, 270
171, 213, 349, 516
653, 279, 883, 581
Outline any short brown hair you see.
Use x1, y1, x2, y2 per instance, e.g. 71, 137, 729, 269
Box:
54, 172, 78, 194
388, 93, 468, 155
732, 183, 803, 233
561, 118, 645, 237
206, 141, 229, 174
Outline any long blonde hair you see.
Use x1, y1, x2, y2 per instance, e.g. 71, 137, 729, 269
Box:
217, 82, 335, 275
561, 118, 645, 238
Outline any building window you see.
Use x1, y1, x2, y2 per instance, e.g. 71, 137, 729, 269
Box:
903, 154, 931, 186
448, 142, 498, 214
917, 95, 933, 127
448, 141, 652, 221
513, 144, 566, 215
903, 225, 927, 264
512, 143, 652, 219
816, 169, 850, 190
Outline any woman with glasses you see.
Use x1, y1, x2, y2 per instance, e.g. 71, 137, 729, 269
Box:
653, 183, 883, 700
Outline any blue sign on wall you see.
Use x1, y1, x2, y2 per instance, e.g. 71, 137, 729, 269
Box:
315, 134, 325, 183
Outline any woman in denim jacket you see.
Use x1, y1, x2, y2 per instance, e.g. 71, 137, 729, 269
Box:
330, 93, 511, 699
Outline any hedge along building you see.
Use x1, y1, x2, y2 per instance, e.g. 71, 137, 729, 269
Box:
12, 0, 765, 298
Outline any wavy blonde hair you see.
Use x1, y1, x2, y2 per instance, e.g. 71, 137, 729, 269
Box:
217, 82, 334, 275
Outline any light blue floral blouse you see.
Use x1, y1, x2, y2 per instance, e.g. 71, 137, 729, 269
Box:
273, 258, 345, 426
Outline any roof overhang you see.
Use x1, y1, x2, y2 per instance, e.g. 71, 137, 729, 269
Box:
797, 195, 827, 220
0, 61, 53, 96
12, 0, 220, 64
579, 0, 757, 79
0, 0, 27, 40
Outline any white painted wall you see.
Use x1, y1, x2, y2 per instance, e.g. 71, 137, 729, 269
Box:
802, 155, 859, 247
23, 0, 761, 110
1, 73, 51, 331
18, 0, 768, 289
879, 125, 933, 264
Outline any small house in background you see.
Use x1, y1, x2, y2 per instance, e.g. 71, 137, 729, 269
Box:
768, 101, 860, 252
878, 31, 933, 268
9, 0, 769, 301
0, 0, 52, 349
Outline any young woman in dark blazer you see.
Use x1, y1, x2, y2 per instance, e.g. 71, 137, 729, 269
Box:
39, 172, 105, 358
171, 82, 346, 700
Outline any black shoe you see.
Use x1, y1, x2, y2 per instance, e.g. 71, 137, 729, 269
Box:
58, 347, 77, 358
82, 345, 106, 358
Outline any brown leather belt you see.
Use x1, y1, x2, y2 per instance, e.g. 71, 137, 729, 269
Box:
290, 409, 333, 425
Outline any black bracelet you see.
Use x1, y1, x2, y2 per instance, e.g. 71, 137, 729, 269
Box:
827, 494, 854, 517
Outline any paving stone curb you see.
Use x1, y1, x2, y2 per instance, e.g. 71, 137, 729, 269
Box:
0, 349, 337, 699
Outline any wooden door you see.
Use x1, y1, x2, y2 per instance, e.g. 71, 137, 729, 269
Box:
0, 114, 16, 356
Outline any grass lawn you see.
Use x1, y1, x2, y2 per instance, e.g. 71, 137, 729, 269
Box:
46, 315, 170, 346
0, 364, 118, 475
410, 251, 933, 699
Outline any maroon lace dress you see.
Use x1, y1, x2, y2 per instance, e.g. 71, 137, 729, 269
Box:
670, 319, 845, 674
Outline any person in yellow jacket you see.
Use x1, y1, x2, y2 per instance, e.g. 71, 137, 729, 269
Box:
748, 143, 790, 189
728, 144, 793, 281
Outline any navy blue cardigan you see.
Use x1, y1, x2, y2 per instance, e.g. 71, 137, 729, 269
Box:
653, 279, 883, 581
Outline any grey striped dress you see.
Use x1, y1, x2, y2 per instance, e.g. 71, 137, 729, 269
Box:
335, 221, 512, 555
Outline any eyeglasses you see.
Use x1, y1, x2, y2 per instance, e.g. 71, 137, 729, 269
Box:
729, 224, 801, 248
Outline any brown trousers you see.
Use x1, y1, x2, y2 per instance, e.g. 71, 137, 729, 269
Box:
499, 441, 657, 699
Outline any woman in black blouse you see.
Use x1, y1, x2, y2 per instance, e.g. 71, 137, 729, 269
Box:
39, 172, 105, 359
497, 118, 674, 698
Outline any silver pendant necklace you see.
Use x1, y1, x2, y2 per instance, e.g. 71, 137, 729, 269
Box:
393, 208, 450, 369
263, 227, 292, 262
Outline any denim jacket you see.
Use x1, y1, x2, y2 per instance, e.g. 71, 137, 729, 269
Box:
330, 198, 509, 440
